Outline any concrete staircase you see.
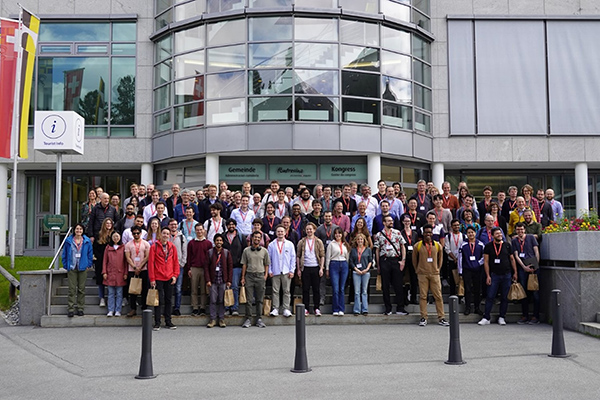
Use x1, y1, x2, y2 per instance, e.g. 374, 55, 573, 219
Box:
579, 313, 600, 337
41, 270, 526, 327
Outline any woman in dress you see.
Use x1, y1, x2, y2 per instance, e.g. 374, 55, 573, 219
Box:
102, 231, 128, 317
62, 223, 94, 317
93, 218, 114, 307
349, 233, 372, 316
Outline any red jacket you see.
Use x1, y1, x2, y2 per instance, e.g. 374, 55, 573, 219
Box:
148, 241, 180, 283
204, 247, 233, 285
102, 245, 127, 287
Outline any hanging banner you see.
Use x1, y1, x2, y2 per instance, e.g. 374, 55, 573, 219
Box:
0, 18, 19, 159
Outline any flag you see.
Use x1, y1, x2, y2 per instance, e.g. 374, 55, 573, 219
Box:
63, 68, 84, 112
0, 18, 19, 159
94, 77, 105, 125
191, 73, 204, 117
16, 8, 40, 159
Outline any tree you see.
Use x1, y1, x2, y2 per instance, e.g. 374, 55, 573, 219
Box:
111, 75, 135, 125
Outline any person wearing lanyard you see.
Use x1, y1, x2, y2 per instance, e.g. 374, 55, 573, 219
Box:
333, 184, 358, 217
296, 223, 325, 316
349, 233, 373, 316
168, 219, 187, 316
401, 198, 425, 234
124, 225, 151, 317
315, 210, 339, 307
240, 231, 271, 328
205, 234, 233, 328
445, 218, 465, 299
203, 202, 226, 244
477, 214, 505, 246
478, 227, 518, 326
512, 222, 540, 324
261, 201, 281, 242
458, 226, 484, 316
332, 201, 351, 236
62, 223, 94, 317
293, 188, 314, 215
325, 227, 350, 316
142, 190, 162, 227
413, 225, 447, 326
267, 226, 296, 317
173, 189, 200, 223
375, 215, 408, 316
223, 218, 246, 316
231, 194, 255, 236
401, 214, 420, 305
379, 186, 404, 218
186, 224, 213, 316
180, 206, 199, 243
320, 185, 334, 214
409, 179, 433, 213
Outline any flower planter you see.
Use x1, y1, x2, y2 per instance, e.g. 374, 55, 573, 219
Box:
540, 231, 600, 266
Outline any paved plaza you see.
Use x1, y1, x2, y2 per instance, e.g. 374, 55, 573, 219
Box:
1, 317, 599, 400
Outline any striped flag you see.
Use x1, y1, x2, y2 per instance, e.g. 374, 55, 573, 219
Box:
0, 18, 19, 159
94, 77, 105, 125
64, 68, 84, 112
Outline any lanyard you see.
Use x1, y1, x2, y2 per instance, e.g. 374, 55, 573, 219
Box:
453, 233, 460, 248
425, 242, 432, 257
134, 240, 141, 256
509, 200, 516, 209
278, 203, 286, 217
404, 229, 412, 245
324, 198, 330, 210
332, 215, 342, 226
435, 209, 443, 223
300, 200, 310, 213
519, 237, 525, 253
357, 247, 365, 263
227, 232, 235, 245
253, 204, 260, 214
493, 241, 503, 258
267, 216, 276, 230
277, 240, 285, 255
442, 195, 450, 208
306, 238, 314, 253
186, 220, 194, 235
215, 251, 222, 267
418, 193, 426, 205
337, 241, 344, 256
487, 229, 492, 242
384, 229, 393, 244
150, 203, 156, 215
325, 225, 332, 239
212, 218, 222, 232
292, 218, 301, 231
74, 238, 83, 252
239, 210, 248, 222
409, 211, 417, 224
469, 241, 475, 256
342, 196, 350, 211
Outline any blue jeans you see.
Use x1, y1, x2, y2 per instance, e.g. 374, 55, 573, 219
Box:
329, 260, 348, 313
107, 286, 123, 313
353, 271, 370, 314
174, 267, 184, 310
97, 284, 105, 299
518, 268, 540, 319
231, 268, 242, 311
484, 272, 512, 320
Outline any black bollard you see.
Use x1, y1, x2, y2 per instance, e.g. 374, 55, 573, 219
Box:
445, 295, 466, 365
549, 289, 570, 358
135, 309, 157, 379
291, 303, 311, 373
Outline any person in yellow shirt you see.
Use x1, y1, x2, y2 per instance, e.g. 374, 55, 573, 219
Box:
508, 197, 537, 237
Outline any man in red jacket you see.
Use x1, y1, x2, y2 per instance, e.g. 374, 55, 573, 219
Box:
205, 233, 233, 328
148, 227, 180, 331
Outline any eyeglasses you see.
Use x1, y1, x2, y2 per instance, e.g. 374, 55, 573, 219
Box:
132, 232, 140, 235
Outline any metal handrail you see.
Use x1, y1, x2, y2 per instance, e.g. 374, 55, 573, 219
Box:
46, 227, 72, 316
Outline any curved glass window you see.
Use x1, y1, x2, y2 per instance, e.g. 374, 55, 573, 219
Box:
249, 69, 293, 95
382, 76, 411, 103
250, 0, 292, 7
175, 102, 204, 129
206, 72, 245, 99
155, 35, 172, 63
295, 70, 338, 95
342, 98, 380, 125
295, 0, 336, 8
208, 20, 246, 47
342, 71, 379, 98
415, 112, 430, 132
174, 1, 205, 23
154, 110, 171, 133
295, 43, 338, 68
175, 26, 205, 54
341, 46, 379, 72
340, 20, 379, 47
250, 97, 293, 122
413, 60, 431, 87
413, 36, 431, 62
414, 84, 432, 111
207, 0, 245, 13
207, 98, 246, 125
339, 0, 378, 13
381, 50, 411, 80
295, 18, 338, 42
381, 1, 410, 22
382, 27, 410, 54
383, 102, 412, 129
250, 17, 292, 41
175, 76, 204, 104
295, 96, 339, 122
250, 43, 293, 68
207, 45, 246, 72
175, 50, 205, 78
155, 60, 173, 86
154, 84, 172, 111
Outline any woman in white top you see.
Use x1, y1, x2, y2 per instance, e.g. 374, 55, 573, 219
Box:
325, 227, 350, 316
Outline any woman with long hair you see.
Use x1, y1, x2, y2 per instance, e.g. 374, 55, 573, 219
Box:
129, 195, 140, 216
349, 233, 372, 316
102, 231, 128, 317
145, 217, 161, 245
488, 202, 507, 236
349, 217, 373, 248
61, 223, 93, 317
325, 227, 350, 316
93, 217, 114, 307
458, 186, 470, 208
80, 189, 97, 228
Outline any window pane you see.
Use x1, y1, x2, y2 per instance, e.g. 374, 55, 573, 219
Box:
341, 45, 379, 72
206, 72, 245, 98
413, 35, 431, 62
295, 18, 338, 42
249, 69, 293, 95
112, 58, 136, 125
154, 111, 171, 133
249, 43, 293, 68
381, 0, 410, 22
249, 97, 292, 122
382, 76, 411, 103
40, 23, 110, 42
175, 26, 205, 53
340, 20, 379, 46
415, 112, 431, 132
155, 60, 173, 86
175, 102, 205, 129
295, 96, 339, 122
110, 127, 135, 137
156, 8, 173, 30
250, 17, 292, 41
250, 0, 292, 7
40, 45, 72, 54
156, 0, 172, 16
342, 71, 379, 98
175, 1, 206, 22
413, 9, 431, 31
77, 45, 107, 54
207, 45, 246, 72
207, 98, 246, 125
175, 50, 205, 78
382, 102, 412, 129
207, 0, 245, 13
414, 84, 431, 111
85, 127, 109, 137
208, 19, 246, 47
155, 35, 172, 63
381, 50, 411, 79
295, 43, 338, 68
113, 22, 136, 41
339, 0, 378, 13
342, 98, 380, 124
184, 165, 206, 183
381, 26, 410, 54
175, 75, 204, 104
295, 0, 336, 7
112, 43, 136, 55
154, 84, 172, 111
295, 70, 338, 95
413, 0, 430, 15
413, 60, 431, 86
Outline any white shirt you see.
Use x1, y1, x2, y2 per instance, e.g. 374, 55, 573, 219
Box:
230, 208, 255, 236
143, 203, 158, 226
358, 196, 379, 218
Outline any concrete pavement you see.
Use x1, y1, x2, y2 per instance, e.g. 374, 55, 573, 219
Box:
1, 320, 599, 400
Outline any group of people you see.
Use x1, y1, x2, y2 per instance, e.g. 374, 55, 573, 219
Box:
62, 178, 561, 328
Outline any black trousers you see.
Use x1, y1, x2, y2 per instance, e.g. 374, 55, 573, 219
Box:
301, 267, 321, 312
154, 279, 174, 325
380, 256, 404, 313
129, 270, 149, 311
462, 268, 482, 309
405, 253, 418, 302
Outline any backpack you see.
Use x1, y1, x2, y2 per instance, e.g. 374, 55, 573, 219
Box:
415, 240, 441, 254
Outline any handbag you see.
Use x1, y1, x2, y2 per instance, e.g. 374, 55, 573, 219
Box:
146, 288, 159, 306
239, 286, 247, 304
527, 273, 539, 291
263, 297, 272, 316
224, 288, 234, 307
376, 274, 382, 291
129, 276, 142, 295
507, 281, 527, 301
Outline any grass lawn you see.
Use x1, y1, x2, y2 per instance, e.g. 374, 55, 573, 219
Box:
0, 256, 54, 310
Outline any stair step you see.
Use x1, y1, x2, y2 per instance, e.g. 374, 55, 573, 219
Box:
579, 322, 600, 337
597, 312, 600, 323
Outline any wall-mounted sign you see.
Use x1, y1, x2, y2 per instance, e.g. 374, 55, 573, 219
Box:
320, 164, 367, 180
269, 164, 317, 180
220, 164, 266, 180
34, 111, 84, 155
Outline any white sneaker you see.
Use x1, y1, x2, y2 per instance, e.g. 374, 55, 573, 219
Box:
269, 309, 279, 317
498, 317, 506, 325
283, 309, 292, 318
115, 312, 121, 317
338, 311, 344, 316
478, 318, 490, 325
106, 311, 113, 317
99, 298, 106, 307
333, 312, 339, 316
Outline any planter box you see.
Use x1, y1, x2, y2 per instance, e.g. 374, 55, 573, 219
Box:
541, 231, 600, 266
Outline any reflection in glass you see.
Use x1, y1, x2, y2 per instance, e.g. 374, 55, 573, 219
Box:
249, 17, 292, 41
175, 102, 205, 129
381, 26, 410, 54
111, 58, 136, 125
249, 97, 293, 122
155, 35, 172, 63
413, 60, 431, 86
175, 50, 205, 78
414, 84, 431, 111
381, 76, 411, 103
250, 0, 292, 7
342, 71, 379, 98
249, 43, 293, 68
175, 26, 205, 53
342, 98, 379, 124
382, 102, 411, 129
156, 0, 172, 16
341, 46, 379, 72
155, 60, 173, 86
154, 84, 172, 111
208, 19, 246, 47
112, 43, 136, 55
184, 165, 206, 183
339, 0, 378, 13
415, 112, 431, 132
380, 0, 410, 22
207, 98, 246, 125
207, 0, 245, 13
175, 1, 206, 22
207, 45, 246, 72
413, 9, 431, 31
77, 45, 107, 53
154, 111, 171, 133
413, 0, 431, 15
40, 23, 110, 42
295, 96, 339, 122
112, 22, 136, 41
156, 8, 173, 31
175, 75, 204, 104
340, 20, 379, 46
295, 43, 338, 68
110, 127, 135, 137
295, 0, 336, 8
40, 45, 71, 54
295, 18, 338, 42
206, 71, 245, 99
413, 36, 431, 62
295, 70, 338, 95
249, 69, 293, 95
381, 51, 411, 79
